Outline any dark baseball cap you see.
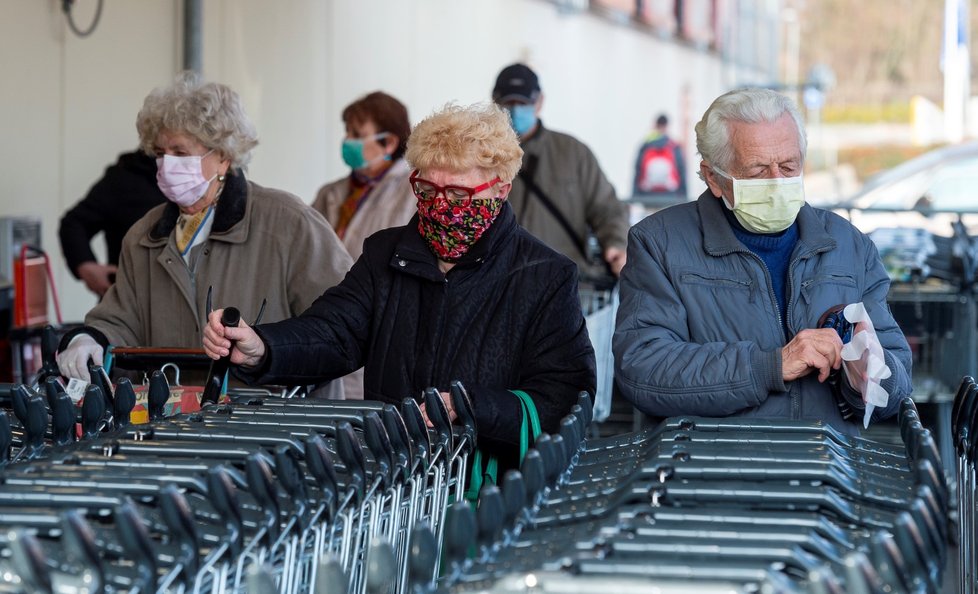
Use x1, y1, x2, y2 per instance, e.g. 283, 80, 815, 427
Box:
492, 63, 541, 103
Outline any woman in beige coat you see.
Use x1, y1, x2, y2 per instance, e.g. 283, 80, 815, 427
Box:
312, 91, 417, 261
56, 72, 353, 392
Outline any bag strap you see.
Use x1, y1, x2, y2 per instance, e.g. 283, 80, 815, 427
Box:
517, 164, 590, 263
464, 390, 541, 501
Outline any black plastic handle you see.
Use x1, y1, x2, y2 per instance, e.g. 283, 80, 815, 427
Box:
951, 376, 975, 435
24, 393, 48, 454
304, 434, 338, 520
159, 483, 200, 580
400, 397, 430, 464
207, 465, 243, 557
364, 411, 393, 490
113, 378, 137, 428
576, 391, 593, 428
559, 414, 581, 457
245, 452, 281, 544
336, 421, 366, 503
382, 404, 413, 480
442, 501, 477, 571
423, 387, 453, 454
147, 370, 170, 422
11, 384, 31, 426
201, 307, 240, 405
476, 484, 504, 548
60, 510, 104, 587
533, 433, 559, 485
87, 364, 115, 410
450, 380, 478, 449
0, 411, 11, 463
38, 325, 61, 381
274, 444, 309, 522
114, 498, 158, 592
501, 470, 526, 526
520, 449, 545, 505
81, 385, 106, 439
407, 525, 439, 589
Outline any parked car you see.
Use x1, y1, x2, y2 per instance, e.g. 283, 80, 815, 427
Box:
834, 141, 978, 238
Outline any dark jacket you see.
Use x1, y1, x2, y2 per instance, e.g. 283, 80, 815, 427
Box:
508, 122, 629, 283
614, 191, 912, 433
59, 150, 167, 277
239, 202, 596, 467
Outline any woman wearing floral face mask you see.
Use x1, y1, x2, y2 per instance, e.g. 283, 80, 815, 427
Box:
312, 91, 417, 262
56, 72, 353, 394
204, 102, 596, 479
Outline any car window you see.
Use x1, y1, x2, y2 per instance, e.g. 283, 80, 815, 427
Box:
856, 155, 978, 213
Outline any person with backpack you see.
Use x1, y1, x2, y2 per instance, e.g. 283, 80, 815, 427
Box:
633, 114, 687, 200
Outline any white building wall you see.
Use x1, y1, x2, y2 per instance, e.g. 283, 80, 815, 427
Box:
1, 0, 756, 323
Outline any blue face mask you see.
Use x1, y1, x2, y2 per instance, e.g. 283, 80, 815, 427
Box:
341, 133, 389, 170
508, 104, 537, 136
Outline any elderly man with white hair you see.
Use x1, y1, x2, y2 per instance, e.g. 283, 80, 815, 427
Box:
613, 88, 912, 432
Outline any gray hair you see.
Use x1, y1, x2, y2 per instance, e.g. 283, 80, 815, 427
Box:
136, 71, 259, 169
694, 88, 807, 180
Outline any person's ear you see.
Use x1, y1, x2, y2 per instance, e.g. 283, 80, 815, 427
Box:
534, 94, 544, 117
217, 153, 232, 176
701, 161, 724, 199
497, 182, 513, 200
382, 134, 398, 156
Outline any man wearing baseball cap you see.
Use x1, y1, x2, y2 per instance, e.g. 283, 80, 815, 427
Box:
492, 63, 629, 287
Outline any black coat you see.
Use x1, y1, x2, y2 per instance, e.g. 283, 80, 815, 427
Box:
59, 150, 167, 277
241, 202, 596, 467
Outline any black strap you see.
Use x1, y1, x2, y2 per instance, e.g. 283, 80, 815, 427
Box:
517, 156, 590, 262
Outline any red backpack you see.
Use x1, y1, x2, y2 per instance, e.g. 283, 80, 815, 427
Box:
638, 141, 680, 193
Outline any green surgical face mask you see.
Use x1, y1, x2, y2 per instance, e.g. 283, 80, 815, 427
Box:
341, 132, 390, 170
713, 166, 805, 233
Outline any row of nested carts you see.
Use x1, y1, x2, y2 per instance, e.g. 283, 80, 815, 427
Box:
0, 365, 970, 593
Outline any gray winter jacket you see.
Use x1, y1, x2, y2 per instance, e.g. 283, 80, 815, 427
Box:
613, 191, 912, 431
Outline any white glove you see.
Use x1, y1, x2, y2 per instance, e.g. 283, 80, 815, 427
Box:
840, 302, 892, 428
56, 334, 104, 382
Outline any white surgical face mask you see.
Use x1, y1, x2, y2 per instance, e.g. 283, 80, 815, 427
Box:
713, 166, 805, 233
156, 150, 217, 208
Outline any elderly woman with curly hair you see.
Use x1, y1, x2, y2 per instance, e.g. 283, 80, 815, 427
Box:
57, 73, 353, 392
204, 102, 596, 479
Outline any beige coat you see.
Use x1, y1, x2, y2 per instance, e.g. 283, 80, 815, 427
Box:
312, 158, 417, 261
86, 173, 353, 372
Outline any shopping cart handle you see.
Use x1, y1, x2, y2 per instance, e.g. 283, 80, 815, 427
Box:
476, 484, 504, 551
274, 445, 310, 527
533, 434, 560, 486
423, 387, 453, 455
24, 392, 47, 457
442, 501, 476, 574
159, 484, 200, 580
207, 465, 243, 557
336, 421, 366, 503
11, 384, 32, 426
577, 391, 594, 428
245, 452, 281, 545
407, 525, 438, 589
147, 370, 170, 422
381, 404, 413, 480
303, 435, 338, 520
400, 398, 430, 464
49, 389, 75, 447
114, 498, 158, 592
500, 470, 526, 527
0, 412, 10, 464
560, 414, 581, 458
87, 363, 115, 410
951, 376, 974, 435
7, 529, 50, 593
364, 411, 394, 490
520, 449, 546, 505
449, 380, 477, 449
113, 378, 136, 430
81, 385, 105, 440
364, 540, 398, 594
61, 510, 103, 586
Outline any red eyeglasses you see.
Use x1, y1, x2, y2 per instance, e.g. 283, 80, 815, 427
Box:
409, 170, 502, 207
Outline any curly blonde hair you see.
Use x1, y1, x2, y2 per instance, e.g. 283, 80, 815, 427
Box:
405, 102, 523, 183
136, 71, 259, 169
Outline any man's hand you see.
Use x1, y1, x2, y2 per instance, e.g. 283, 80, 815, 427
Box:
604, 247, 627, 277
781, 328, 843, 383
77, 262, 118, 297
202, 309, 266, 367
420, 391, 457, 428
56, 334, 103, 381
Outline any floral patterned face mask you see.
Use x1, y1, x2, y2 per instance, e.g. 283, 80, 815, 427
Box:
416, 197, 505, 262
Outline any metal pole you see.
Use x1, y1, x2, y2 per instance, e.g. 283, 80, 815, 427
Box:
183, 0, 203, 74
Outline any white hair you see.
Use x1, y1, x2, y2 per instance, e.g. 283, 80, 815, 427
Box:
694, 88, 807, 180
